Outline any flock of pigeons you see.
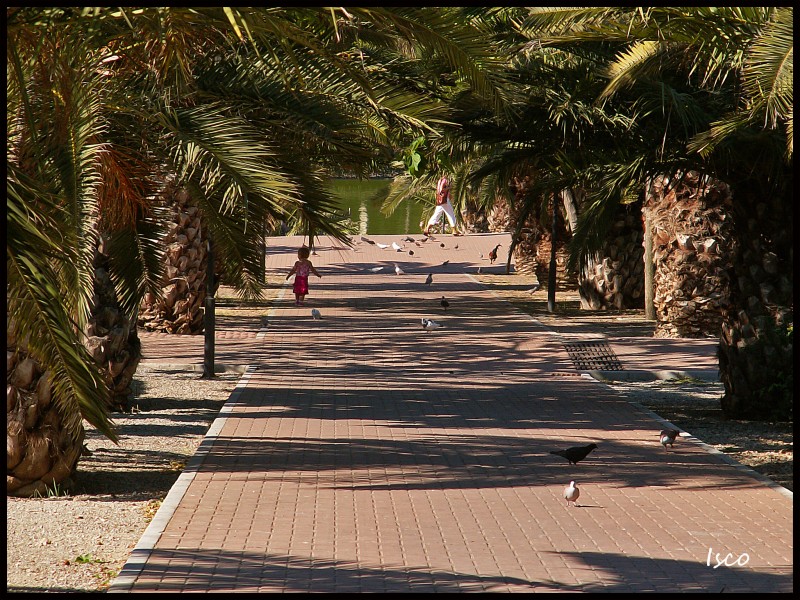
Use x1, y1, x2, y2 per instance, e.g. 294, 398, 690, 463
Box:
296, 238, 682, 509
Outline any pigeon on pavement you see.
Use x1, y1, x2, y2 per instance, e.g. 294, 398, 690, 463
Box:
440, 296, 449, 311
425, 273, 433, 285
441, 260, 449, 266
376, 242, 390, 249
660, 429, 680, 451
395, 264, 405, 275
361, 236, 375, 245
550, 443, 598, 465
403, 236, 416, 243
311, 308, 321, 320
392, 242, 403, 251
527, 283, 541, 293
368, 266, 384, 272
489, 244, 502, 264
564, 481, 580, 507
421, 318, 443, 331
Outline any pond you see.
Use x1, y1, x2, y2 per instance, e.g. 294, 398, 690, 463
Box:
328, 178, 426, 235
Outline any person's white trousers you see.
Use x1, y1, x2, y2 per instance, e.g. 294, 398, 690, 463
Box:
427, 202, 457, 228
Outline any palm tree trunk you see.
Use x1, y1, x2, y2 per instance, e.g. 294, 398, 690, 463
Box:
88, 234, 142, 412
577, 204, 645, 311
642, 172, 734, 337
138, 185, 209, 334
718, 177, 793, 420
7, 327, 85, 497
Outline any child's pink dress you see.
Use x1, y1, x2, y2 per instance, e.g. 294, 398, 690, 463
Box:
293, 262, 311, 296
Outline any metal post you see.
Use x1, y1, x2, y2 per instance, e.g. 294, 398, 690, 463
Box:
202, 238, 215, 378
547, 193, 558, 313
643, 209, 656, 320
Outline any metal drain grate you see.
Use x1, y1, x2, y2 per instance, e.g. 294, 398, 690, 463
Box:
563, 340, 624, 371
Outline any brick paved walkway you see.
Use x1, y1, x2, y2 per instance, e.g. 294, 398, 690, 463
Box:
110, 234, 792, 593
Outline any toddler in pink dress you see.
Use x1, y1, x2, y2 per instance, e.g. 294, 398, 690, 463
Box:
286, 246, 321, 306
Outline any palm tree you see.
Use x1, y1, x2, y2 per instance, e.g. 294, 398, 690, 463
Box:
517, 7, 793, 419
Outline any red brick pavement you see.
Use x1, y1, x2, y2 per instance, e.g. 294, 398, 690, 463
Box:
110, 234, 792, 593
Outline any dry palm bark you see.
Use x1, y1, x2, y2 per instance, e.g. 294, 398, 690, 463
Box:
138, 186, 208, 334
487, 176, 573, 282
717, 176, 793, 420
642, 172, 734, 338
7, 324, 85, 498
88, 235, 141, 411
577, 206, 645, 310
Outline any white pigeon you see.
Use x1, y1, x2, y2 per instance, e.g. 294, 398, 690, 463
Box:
376, 242, 389, 249
392, 241, 403, 251
311, 308, 321, 320
564, 481, 580, 507
421, 318, 443, 331
395, 264, 405, 275
368, 266, 384, 272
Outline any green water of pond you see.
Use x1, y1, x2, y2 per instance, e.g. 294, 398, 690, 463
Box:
328, 178, 426, 235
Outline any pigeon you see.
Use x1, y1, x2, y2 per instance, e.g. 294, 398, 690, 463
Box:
660, 429, 680, 451
403, 236, 415, 243
424, 273, 433, 285
392, 242, 403, 251
527, 283, 541, 293
489, 244, 502, 264
415, 242, 422, 247
440, 296, 449, 311
564, 481, 580, 507
440, 243, 445, 248
395, 264, 405, 275
368, 266, 384, 272
454, 244, 459, 250
477, 266, 482, 274
441, 260, 449, 266
311, 308, 321, 320
408, 250, 414, 256
550, 443, 598, 465
421, 318, 443, 330
361, 236, 375, 245
376, 242, 390, 249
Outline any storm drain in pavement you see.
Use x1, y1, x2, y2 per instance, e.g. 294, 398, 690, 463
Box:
562, 340, 624, 371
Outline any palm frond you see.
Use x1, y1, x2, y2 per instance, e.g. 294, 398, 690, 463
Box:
742, 6, 793, 155
7, 178, 117, 443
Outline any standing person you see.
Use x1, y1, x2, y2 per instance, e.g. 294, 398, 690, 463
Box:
286, 246, 321, 306
424, 176, 461, 236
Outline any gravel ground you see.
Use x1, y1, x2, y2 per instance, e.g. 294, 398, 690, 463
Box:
6, 368, 241, 594
6, 276, 792, 593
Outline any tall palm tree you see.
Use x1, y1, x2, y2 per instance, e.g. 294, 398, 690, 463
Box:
518, 7, 793, 419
